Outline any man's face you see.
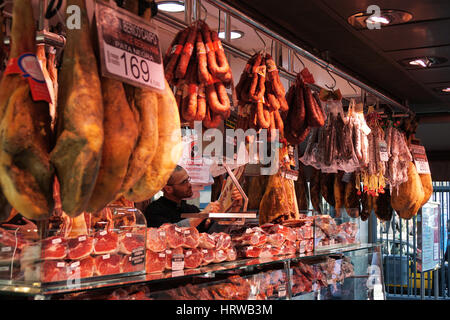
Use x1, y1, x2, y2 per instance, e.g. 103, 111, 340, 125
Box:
167, 169, 193, 199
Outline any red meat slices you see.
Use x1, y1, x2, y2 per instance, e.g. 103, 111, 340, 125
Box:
160, 224, 184, 248
118, 232, 145, 255
93, 230, 119, 255
67, 235, 94, 260
164, 247, 183, 270
94, 254, 122, 276
266, 233, 285, 247
215, 233, 231, 250
41, 236, 67, 260
240, 246, 262, 258
181, 227, 199, 248
232, 228, 266, 247
280, 241, 297, 255
146, 227, 167, 252
183, 248, 202, 269
146, 250, 166, 273
67, 257, 96, 279
120, 254, 144, 274
225, 247, 237, 261
41, 260, 68, 282
199, 248, 215, 265
197, 233, 216, 249
213, 249, 227, 263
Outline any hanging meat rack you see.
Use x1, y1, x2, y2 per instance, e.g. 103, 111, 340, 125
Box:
156, 0, 415, 116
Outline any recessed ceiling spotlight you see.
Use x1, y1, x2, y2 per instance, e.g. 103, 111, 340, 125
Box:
348, 9, 412, 29
400, 56, 447, 68
157, 1, 185, 13
366, 15, 390, 26
218, 30, 244, 40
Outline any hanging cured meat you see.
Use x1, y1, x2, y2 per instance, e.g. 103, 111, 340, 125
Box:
164, 20, 232, 128
86, 24, 139, 212
0, 0, 54, 220
51, 0, 103, 217
125, 79, 183, 202
294, 161, 309, 213
310, 167, 322, 214
391, 162, 425, 220
235, 52, 285, 139
259, 172, 292, 225
373, 188, 392, 222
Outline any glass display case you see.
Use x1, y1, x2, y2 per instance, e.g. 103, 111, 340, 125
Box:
0, 243, 384, 300
0, 205, 147, 292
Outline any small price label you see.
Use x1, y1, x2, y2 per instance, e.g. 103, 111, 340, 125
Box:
1, 246, 11, 252
278, 284, 287, 298
379, 141, 388, 162
410, 144, 431, 174
280, 167, 299, 181
171, 254, 185, 271
95, 2, 165, 91
52, 238, 62, 244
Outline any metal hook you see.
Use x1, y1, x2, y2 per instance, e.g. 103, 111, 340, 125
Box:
347, 80, 358, 95
254, 29, 267, 53
218, 8, 221, 33
200, 1, 208, 22
325, 64, 337, 90
293, 51, 305, 70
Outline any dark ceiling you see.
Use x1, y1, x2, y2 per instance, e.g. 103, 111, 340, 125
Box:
222, 0, 450, 114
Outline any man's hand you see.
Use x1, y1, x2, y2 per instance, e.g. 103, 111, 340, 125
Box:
202, 201, 222, 214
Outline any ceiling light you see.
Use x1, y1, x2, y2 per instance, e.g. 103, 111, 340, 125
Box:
400, 56, 447, 68
366, 15, 390, 25
409, 59, 429, 68
218, 30, 244, 40
157, 1, 185, 13
348, 9, 412, 29
442, 88, 450, 93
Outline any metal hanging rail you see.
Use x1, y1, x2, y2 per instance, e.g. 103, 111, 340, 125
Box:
201, 0, 414, 116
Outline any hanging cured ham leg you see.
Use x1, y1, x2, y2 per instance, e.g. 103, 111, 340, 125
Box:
0, 0, 54, 220
50, 0, 104, 217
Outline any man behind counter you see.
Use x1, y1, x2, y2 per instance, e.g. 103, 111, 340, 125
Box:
144, 165, 221, 231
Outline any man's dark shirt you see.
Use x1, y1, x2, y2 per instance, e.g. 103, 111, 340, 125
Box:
144, 196, 200, 228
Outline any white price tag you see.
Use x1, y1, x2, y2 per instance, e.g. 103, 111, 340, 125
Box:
379, 141, 389, 162
100, 230, 107, 236
171, 254, 185, 271
102, 254, 111, 260
52, 238, 62, 244
95, 2, 165, 91
78, 236, 86, 242
1, 247, 11, 252
57, 262, 65, 268
410, 144, 431, 174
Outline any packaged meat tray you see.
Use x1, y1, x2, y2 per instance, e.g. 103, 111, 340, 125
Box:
313, 215, 360, 251
0, 206, 147, 284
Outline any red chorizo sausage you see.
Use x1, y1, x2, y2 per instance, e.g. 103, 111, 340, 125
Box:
265, 54, 286, 98
256, 102, 271, 129
302, 77, 325, 127
201, 23, 231, 82
196, 32, 213, 84
206, 81, 230, 117
165, 28, 190, 85
175, 26, 198, 80
195, 83, 207, 121
203, 105, 223, 129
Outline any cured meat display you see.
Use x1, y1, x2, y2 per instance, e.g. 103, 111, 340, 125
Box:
93, 230, 119, 255
164, 21, 232, 128
67, 235, 94, 260
145, 224, 237, 273
0, 0, 54, 221
283, 69, 326, 145
235, 52, 288, 140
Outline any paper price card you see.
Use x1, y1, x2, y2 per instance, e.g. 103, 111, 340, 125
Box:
95, 1, 165, 91
410, 144, 431, 174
